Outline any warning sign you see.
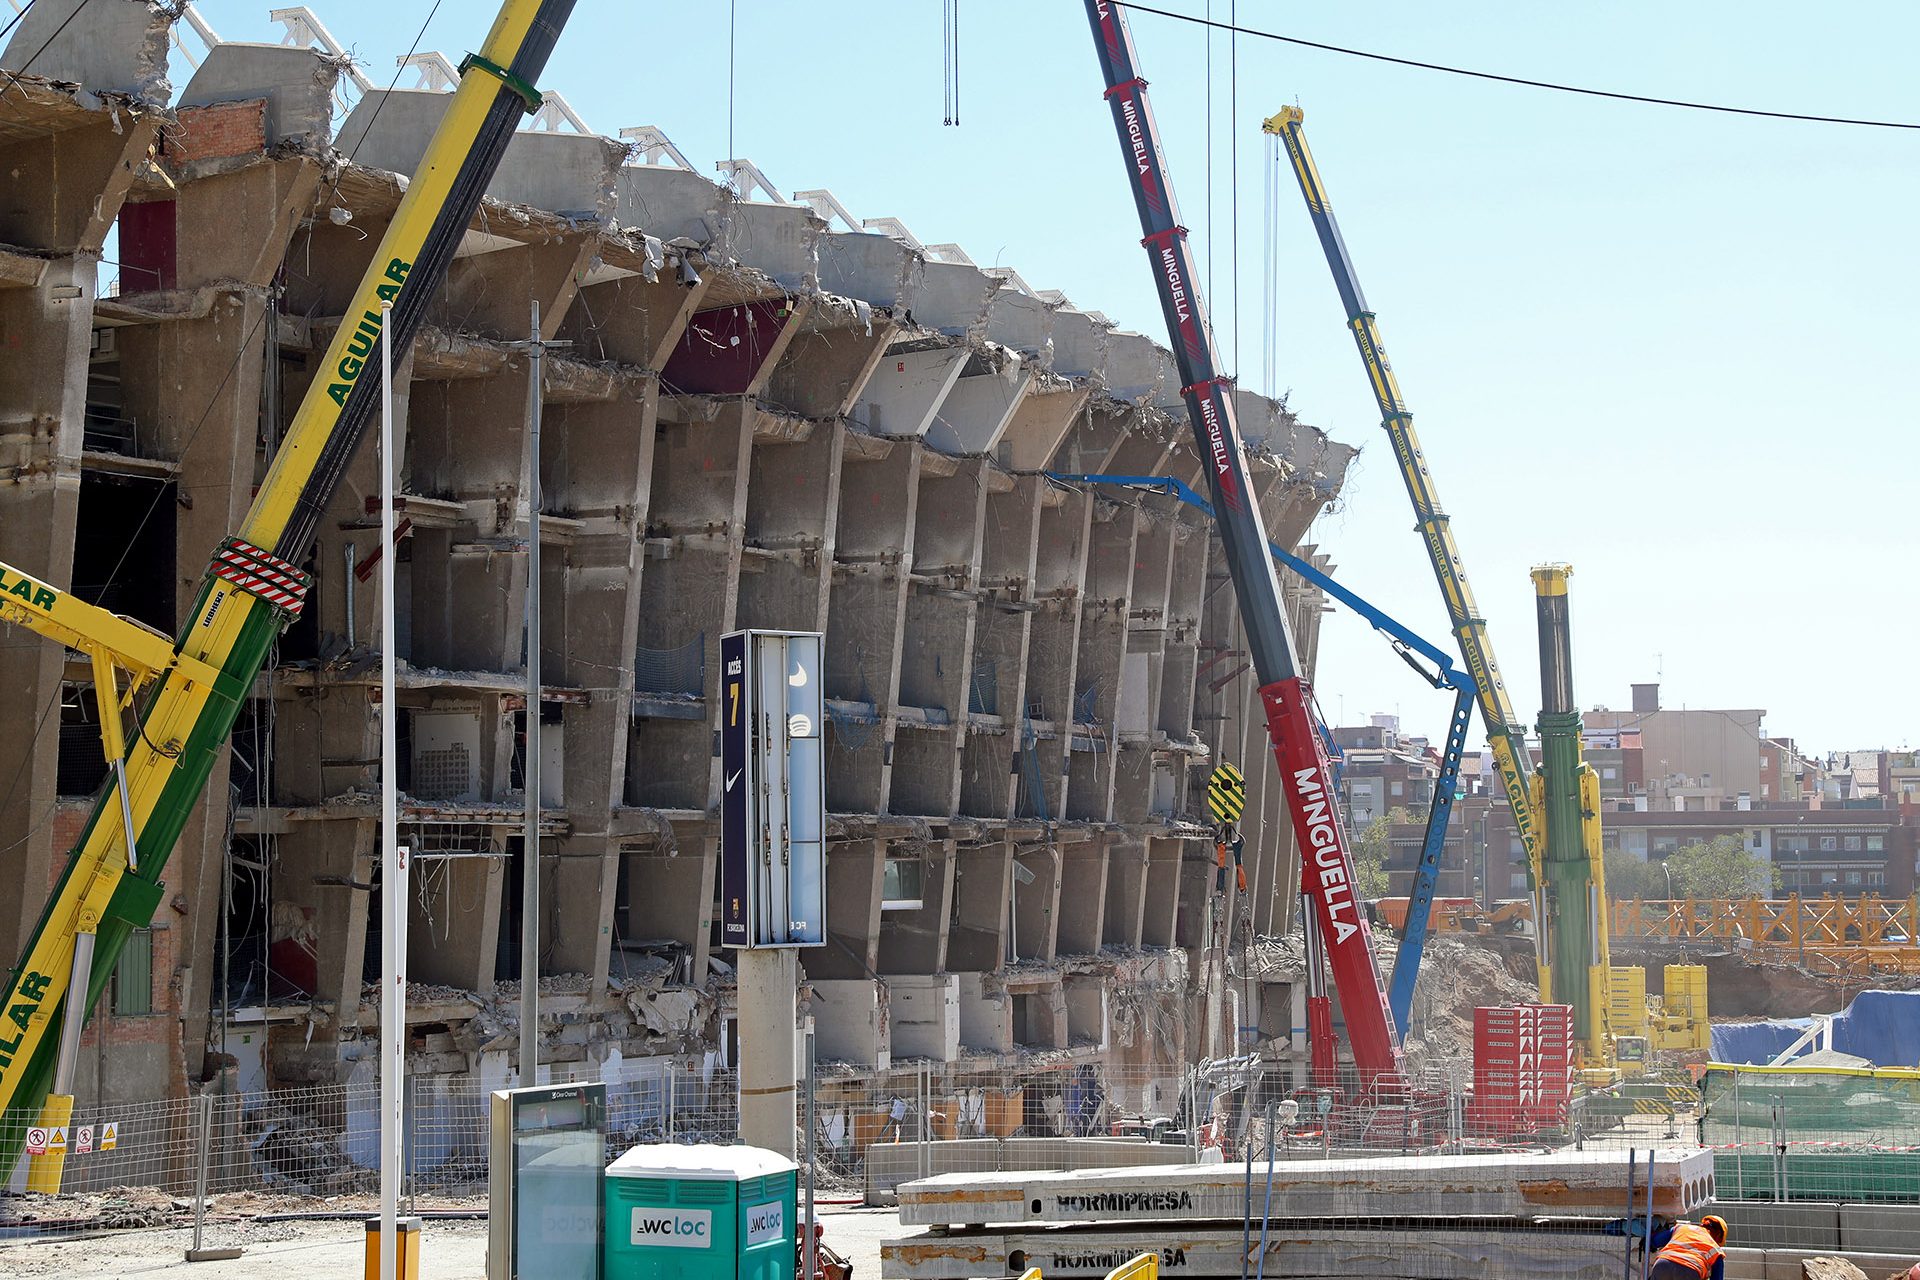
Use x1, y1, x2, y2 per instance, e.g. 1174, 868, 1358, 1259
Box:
75, 1125, 94, 1154
45, 1126, 67, 1153
24, 1126, 47, 1156
100, 1121, 118, 1151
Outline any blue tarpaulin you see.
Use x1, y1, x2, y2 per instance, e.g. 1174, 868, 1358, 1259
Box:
1709, 989, 1920, 1066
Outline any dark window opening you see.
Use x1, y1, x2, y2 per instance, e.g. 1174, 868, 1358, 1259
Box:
222, 835, 297, 1004
495, 836, 526, 983
57, 683, 110, 798
73, 471, 175, 634
275, 546, 322, 663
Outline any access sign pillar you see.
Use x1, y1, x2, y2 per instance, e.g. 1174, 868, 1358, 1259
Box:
721, 630, 827, 1159
738, 949, 800, 1157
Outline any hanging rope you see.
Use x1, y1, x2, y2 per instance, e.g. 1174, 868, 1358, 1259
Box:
942, 0, 962, 126
1262, 128, 1282, 397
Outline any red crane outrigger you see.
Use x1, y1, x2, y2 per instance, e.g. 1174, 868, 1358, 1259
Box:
1083, 1, 1404, 1093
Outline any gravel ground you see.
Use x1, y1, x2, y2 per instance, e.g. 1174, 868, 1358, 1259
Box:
0, 1202, 898, 1279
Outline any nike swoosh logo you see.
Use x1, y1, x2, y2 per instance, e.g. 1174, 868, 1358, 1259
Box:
725, 769, 742, 791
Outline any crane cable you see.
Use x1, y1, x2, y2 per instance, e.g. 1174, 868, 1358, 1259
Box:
1113, 1, 1920, 131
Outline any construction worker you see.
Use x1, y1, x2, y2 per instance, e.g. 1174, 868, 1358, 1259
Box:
1648, 1215, 1728, 1280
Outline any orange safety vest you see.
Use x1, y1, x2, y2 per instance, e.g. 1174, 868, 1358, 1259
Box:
1654, 1223, 1724, 1276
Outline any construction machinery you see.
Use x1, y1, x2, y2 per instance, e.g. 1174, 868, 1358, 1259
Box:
1265, 107, 1679, 1070
1263, 107, 1552, 998
0, 0, 580, 1184
1530, 564, 1613, 1064
1049, 471, 1474, 1043
1083, 3, 1402, 1092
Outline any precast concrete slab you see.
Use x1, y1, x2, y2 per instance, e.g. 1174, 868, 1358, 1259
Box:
337, 89, 623, 215
896, 1147, 1715, 1226
882, 1221, 1632, 1280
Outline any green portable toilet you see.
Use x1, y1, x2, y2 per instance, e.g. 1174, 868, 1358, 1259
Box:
603, 1144, 797, 1280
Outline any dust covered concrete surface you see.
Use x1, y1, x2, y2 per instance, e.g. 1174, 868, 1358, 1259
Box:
0, 1203, 899, 1278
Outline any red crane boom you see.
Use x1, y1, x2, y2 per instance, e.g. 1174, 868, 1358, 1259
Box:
1082, 0, 1403, 1091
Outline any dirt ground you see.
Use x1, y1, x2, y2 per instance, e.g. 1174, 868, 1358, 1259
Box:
0, 1202, 900, 1280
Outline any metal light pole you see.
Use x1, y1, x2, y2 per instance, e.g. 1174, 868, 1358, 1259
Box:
378, 298, 407, 1280
521, 299, 544, 1087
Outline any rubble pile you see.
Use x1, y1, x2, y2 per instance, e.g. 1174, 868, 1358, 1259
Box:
1398, 935, 1538, 1072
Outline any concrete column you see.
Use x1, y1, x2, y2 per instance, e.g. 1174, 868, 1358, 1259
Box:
877, 840, 955, 975
1102, 837, 1149, 949
825, 433, 919, 814
0, 98, 156, 961
960, 474, 1041, 818
948, 840, 1013, 971
1021, 490, 1093, 819
1067, 503, 1138, 821
624, 832, 717, 980
738, 416, 843, 632
811, 838, 883, 980
737, 948, 798, 1158
1010, 844, 1060, 962
117, 293, 279, 1066
893, 456, 987, 816
1143, 837, 1183, 948
1055, 837, 1109, 956
544, 378, 658, 992
629, 400, 753, 811
1158, 519, 1210, 813
273, 819, 377, 1020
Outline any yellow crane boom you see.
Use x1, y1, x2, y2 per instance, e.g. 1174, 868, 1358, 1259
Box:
0, 0, 577, 1183
1263, 106, 1551, 989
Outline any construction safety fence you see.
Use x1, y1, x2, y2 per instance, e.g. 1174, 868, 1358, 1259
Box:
6, 1059, 1920, 1254
1700, 1064, 1920, 1204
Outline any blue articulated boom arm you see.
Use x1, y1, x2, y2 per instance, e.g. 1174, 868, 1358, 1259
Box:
1050, 470, 1472, 1039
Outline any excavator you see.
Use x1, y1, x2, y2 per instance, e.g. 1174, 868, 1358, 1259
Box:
1083, 2, 1403, 1095
0, 0, 579, 1186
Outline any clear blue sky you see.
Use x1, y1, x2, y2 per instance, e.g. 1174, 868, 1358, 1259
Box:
192, 0, 1919, 755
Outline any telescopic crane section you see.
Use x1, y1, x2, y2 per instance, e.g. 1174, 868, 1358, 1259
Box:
1263, 105, 1550, 989
1084, 1, 1402, 1091
1530, 565, 1613, 1062
0, 0, 579, 1178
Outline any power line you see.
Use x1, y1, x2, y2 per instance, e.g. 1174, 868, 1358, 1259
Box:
0, 0, 38, 46
1113, 1, 1920, 131
0, 0, 90, 105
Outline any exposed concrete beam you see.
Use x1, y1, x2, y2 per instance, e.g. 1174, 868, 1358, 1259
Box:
927, 351, 1031, 457
852, 343, 970, 439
